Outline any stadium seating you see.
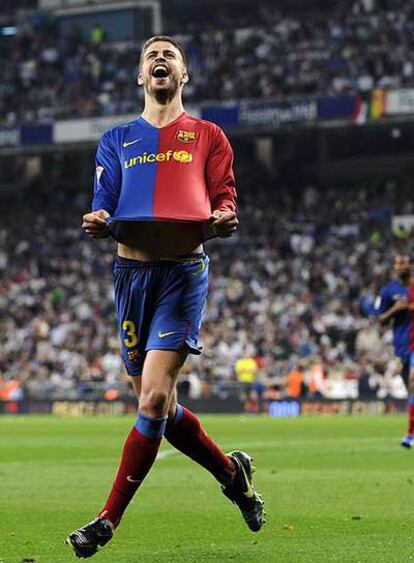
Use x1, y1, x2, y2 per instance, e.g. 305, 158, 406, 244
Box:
1, 167, 412, 401
1, 0, 414, 125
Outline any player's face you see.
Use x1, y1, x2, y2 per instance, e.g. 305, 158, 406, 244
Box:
394, 255, 411, 279
138, 41, 188, 101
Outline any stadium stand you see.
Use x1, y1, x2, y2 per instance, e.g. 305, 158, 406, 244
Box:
1, 152, 412, 402
1, 0, 414, 125
1, 0, 413, 406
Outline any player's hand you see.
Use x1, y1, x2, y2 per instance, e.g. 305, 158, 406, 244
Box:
393, 299, 409, 312
82, 209, 112, 239
210, 209, 239, 238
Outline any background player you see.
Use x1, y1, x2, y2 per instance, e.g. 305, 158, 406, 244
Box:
374, 254, 414, 448
66, 35, 264, 559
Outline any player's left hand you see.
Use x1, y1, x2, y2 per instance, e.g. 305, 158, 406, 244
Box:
210, 210, 239, 238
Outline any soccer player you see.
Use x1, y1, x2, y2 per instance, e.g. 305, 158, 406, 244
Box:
374, 254, 414, 448
66, 35, 265, 558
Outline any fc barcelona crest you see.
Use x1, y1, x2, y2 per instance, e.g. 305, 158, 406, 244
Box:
177, 130, 197, 143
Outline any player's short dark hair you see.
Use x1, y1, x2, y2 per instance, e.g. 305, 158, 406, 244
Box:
140, 35, 188, 69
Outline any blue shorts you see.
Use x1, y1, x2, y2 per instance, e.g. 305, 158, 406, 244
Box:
113, 253, 209, 376
399, 353, 414, 387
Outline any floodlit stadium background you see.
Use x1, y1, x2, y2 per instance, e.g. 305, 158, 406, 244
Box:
1, 0, 414, 416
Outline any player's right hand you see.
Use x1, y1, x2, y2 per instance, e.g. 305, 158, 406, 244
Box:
82, 209, 112, 239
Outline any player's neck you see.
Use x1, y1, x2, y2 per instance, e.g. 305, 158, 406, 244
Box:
141, 98, 185, 128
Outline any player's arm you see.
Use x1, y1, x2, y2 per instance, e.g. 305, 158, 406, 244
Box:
377, 299, 409, 324
83, 131, 122, 239
409, 284, 414, 311
206, 126, 238, 238
374, 288, 408, 325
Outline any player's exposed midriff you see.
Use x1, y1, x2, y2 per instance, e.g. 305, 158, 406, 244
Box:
115, 220, 205, 260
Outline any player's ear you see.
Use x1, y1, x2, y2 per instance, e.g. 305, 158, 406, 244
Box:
181, 70, 189, 85
137, 72, 144, 86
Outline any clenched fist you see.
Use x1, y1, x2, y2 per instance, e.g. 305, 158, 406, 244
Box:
82, 209, 112, 239
210, 209, 239, 238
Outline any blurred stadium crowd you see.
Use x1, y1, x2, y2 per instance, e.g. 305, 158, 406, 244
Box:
1, 155, 412, 402
1, 0, 413, 404
1, 0, 414, 125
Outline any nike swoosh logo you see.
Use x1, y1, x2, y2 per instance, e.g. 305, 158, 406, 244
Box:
192, 259, 206, 276
123, 138, 142, 148
239, 463, 255, 499
127, 475, 142, 483
158, 331, 176, 339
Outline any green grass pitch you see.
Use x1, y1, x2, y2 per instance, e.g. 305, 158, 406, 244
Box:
1, 414, 414, 563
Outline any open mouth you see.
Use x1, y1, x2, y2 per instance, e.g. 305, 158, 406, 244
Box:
152, 65, 169, 78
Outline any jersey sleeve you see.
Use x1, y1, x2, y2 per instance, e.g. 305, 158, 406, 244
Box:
205, 126, 237, 214
91, 131, 122, 215
373, 286, 393, 316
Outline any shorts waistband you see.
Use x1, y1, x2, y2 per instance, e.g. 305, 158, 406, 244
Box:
115, 253, 207, 268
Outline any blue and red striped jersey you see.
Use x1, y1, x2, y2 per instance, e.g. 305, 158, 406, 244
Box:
374, 280, 413, 357
92, 112, 236, 237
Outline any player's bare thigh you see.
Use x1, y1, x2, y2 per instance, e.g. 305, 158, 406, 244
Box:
130, 350, 185, 417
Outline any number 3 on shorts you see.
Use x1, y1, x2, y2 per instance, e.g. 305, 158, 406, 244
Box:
122, 320, 138, 347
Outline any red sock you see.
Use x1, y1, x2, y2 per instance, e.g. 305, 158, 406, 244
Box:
99, 426, 161, 527
164, 406, 236, 485
407, 401, 414, 436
